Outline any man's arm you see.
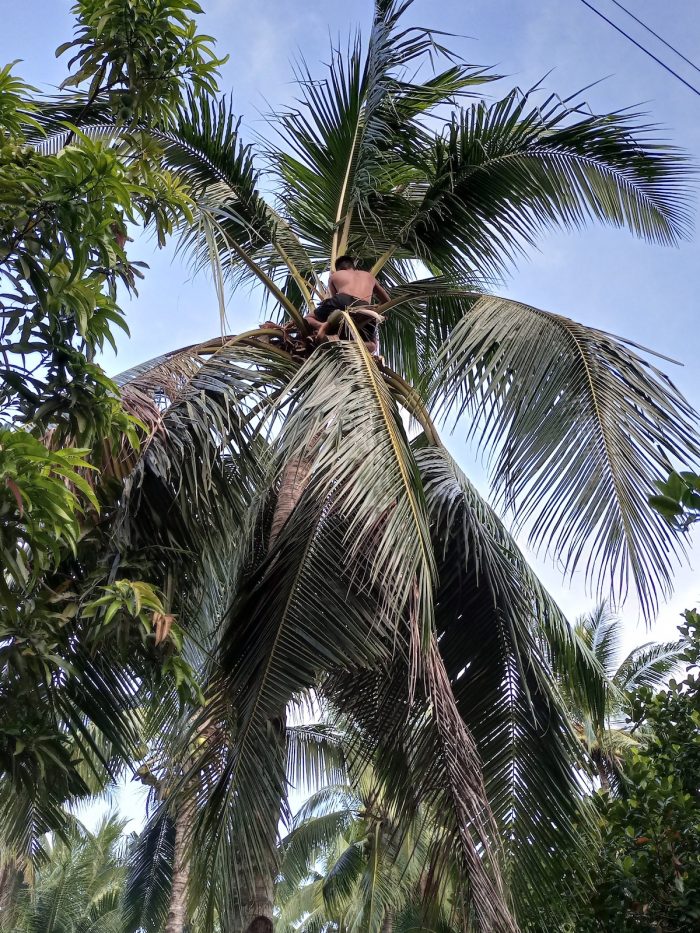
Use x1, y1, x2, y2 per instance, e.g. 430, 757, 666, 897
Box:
372, 278, 390, 304
328, 273, 338, 296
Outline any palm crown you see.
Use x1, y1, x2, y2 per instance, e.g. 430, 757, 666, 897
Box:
38, 1, 700, 930
567, 601, 686, 789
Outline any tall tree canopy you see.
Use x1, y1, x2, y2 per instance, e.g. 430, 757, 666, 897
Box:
2, 1, 698, 931
0, 0, 221, 876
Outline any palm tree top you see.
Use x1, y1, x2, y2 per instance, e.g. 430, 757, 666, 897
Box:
112, 0, 695, 617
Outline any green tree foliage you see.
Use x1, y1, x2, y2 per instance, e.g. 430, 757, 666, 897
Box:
578, 614, 700, 931
0, 0, 221, 874
58, 0, 224, 123
2, 815, 129, 933
5, 1, 700, 930
566, 601, 685, 790
651, 469, 700, 529
276, 726, 479, 933
570, 478, 700, 930
72, 2, 700, 929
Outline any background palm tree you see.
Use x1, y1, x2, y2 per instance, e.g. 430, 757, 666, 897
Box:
2, 815, 128, 933
567, 601, 686, 789
276, 724, 475, 933
37, 0, 699, 930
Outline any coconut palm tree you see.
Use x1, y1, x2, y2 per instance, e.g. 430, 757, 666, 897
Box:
40, 1, 700, 930
568, 601, 686, 789
122, 720, 347, 933
276, 724, 481, 933
3, 815, 129, 933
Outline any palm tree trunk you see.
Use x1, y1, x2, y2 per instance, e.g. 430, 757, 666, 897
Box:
238, 456, 311, 933
242, 872, 274, 933
164, 803, 193, 933
0, 859, 21, 925
269, 456, 312, 545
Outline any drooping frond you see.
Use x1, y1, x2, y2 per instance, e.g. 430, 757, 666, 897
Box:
122, 809, 175, 933
0, 781, 76, 869
433, 294, 700, 617
185, 481, 395, 924
159, 93, 319, 317
324, 654, 517, 933
113, 337, 297, 653
615, 639, 687, 692
414, 442, 599, 928
276, 336, 436, 639
286, 723, 348, 797
178, 334, 442, 921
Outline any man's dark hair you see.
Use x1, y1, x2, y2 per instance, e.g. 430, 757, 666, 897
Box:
335, 255, 356, 270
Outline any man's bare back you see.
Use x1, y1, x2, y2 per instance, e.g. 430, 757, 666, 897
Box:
304, 256, 391, 355
329, 268, 390, 305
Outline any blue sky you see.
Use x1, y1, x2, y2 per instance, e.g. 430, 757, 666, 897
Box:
4, 3, 700, 639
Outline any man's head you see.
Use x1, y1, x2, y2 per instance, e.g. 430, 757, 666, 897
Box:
335, 255, 356, 270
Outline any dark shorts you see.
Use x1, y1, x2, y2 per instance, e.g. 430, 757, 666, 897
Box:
314, 293, 364, 322
315, 293, 378, 343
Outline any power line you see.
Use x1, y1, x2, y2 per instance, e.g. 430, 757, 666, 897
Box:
609, 0, 700, 77
578, 0, 700, 98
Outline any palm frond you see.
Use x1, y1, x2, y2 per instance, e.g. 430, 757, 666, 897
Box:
317, 441, 603, 929
324, 656, 516, 932
374, 271, 486, 386
283, 337, 436, 636
402, 89, 693, 280
321, 839, 366, 913
180, 336, 439, 921
272, 0, 491, 264
6, 816, 128, 933
615, 639, 686, 692
122, 808, 175, 933
161, 93, 318, 317
286, 723, 348, 796
185, 480, 395, 923
416, 443, 599, 927
275, 877, 325, 933
279, 808, 357, 901
574, 601, 623, 682
433, 294, 700, 617
114, 338, 296, 655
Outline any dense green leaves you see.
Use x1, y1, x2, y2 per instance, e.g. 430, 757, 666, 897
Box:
650, 469, 700, 527
59, 0, 225, 122
577, 616, 700, 931
0, 432, 95, 596
3, 815, 130, 933
0, 0, 223, 883
3, 0, 700, 929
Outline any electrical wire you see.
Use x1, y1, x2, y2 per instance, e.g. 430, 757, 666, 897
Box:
609, 0, 700, 76
578, 0, 700, 98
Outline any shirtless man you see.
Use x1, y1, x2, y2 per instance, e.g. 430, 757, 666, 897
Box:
306, 255, 390, 354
